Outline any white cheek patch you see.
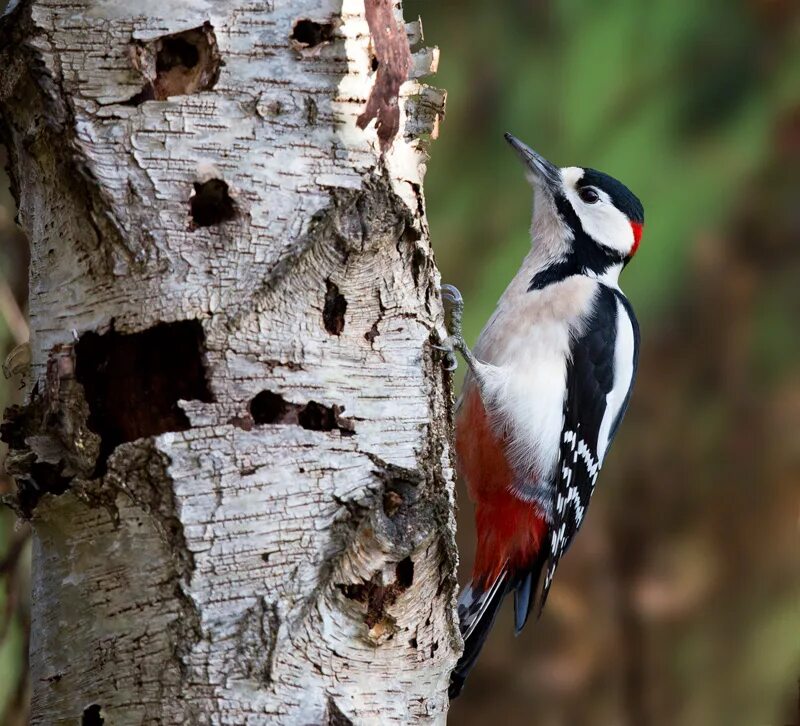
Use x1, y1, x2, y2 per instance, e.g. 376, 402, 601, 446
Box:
577, 199, 635, 256
561, 168, 635, 257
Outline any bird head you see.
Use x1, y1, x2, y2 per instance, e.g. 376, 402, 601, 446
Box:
505, 133, 644, 273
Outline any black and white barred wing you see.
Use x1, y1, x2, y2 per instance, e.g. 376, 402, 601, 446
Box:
542, 286, 639, 606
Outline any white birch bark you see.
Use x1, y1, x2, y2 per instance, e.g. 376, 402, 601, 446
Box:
0, 0, 457, 723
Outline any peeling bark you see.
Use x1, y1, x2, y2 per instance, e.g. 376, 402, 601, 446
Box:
0, 0, 456, 723
356, 0, 412, 151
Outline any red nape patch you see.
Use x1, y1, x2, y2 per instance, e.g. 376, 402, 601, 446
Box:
630, 222, 643, 256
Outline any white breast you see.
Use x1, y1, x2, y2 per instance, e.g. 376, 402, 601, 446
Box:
473, 276, 598, 486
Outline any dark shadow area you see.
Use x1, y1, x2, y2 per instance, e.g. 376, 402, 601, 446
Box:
291, 19, 335, 48
127, 22, 221, 104
75, 319, 213, 474
190, 179, 236, 228
249, 391, 355, 436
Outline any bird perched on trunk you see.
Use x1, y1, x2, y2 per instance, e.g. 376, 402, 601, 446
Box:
442, 133, 644, 699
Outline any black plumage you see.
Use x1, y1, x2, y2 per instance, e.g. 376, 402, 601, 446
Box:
540, 285, 638, 608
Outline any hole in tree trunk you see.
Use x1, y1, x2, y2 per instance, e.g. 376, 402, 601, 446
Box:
322, 279, 347, 336
127, 22, 221, 104
249, 391, 355, 435
298, 401, 337, 431
190, 179, 236, 228
291, 19, 335, 48
157, 37, 200, 73
395, 556, 414, 589
82, 704, 104, 725
75, 319, 214, 475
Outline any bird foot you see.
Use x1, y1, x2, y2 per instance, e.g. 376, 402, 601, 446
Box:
432, 337, 459, 371
437, 284, 468, 371
441, 284, 464, 325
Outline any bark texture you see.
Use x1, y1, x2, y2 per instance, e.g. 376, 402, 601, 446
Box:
0, 0, 457, 723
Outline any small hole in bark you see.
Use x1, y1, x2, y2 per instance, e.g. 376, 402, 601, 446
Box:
157, 36, 200, 73
370, 54, 379, 73
291, 19, 334, 48
249, 391, 286, 425
395, 557, 414, 589
260, 552, 270, 563
82, 704, 104, 726
323, 279, 347, 336
127, 23, 220, 104
75, 320, 213, 475
190, 179, 236, 228
298, 401, 337, 431
249, 391, 355, 435
409, 637, 418, 648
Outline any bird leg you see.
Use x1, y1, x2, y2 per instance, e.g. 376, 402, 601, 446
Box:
438, 284, 482, 376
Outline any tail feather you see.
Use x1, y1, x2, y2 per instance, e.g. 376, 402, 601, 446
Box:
458, 569, 507, 642
513, 569, 535, 634
513, 547, 549, 634
450, 572, 509, 700
450, 548, 550, 700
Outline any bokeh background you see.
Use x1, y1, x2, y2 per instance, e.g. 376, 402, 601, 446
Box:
0, 141, 30, 725
2, 0, 800, 724
404, 0, 800, 724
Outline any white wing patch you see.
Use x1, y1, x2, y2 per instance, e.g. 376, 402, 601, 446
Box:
596, 297, 636, 461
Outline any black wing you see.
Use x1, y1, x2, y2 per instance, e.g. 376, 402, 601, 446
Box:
541, 286, 639, 606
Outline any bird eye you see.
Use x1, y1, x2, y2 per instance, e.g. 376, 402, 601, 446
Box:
578, 187, 599, 204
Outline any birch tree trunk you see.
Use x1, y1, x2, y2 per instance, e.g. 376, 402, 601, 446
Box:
0, 0, 457, 723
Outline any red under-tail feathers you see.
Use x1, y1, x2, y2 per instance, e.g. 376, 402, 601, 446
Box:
450, 385, 550, 699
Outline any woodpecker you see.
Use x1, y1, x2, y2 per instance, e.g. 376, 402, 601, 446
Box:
442, 133, 643, 699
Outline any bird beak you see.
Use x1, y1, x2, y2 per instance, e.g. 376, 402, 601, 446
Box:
504, 133, 561, 194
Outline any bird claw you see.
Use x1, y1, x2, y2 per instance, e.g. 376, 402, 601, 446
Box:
439, 284, 467, 372
433, 338, 459, 371
440, 284, 464, 310
441, 283, 466, 339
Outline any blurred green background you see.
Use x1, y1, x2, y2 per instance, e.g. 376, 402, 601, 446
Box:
0, 140, 30, 726
2, 0, 800, 724
405, 0, 800, 724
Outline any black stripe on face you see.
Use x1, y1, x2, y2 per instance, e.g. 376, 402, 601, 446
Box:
527, 195, 626, 291
579, 168, 644, 224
